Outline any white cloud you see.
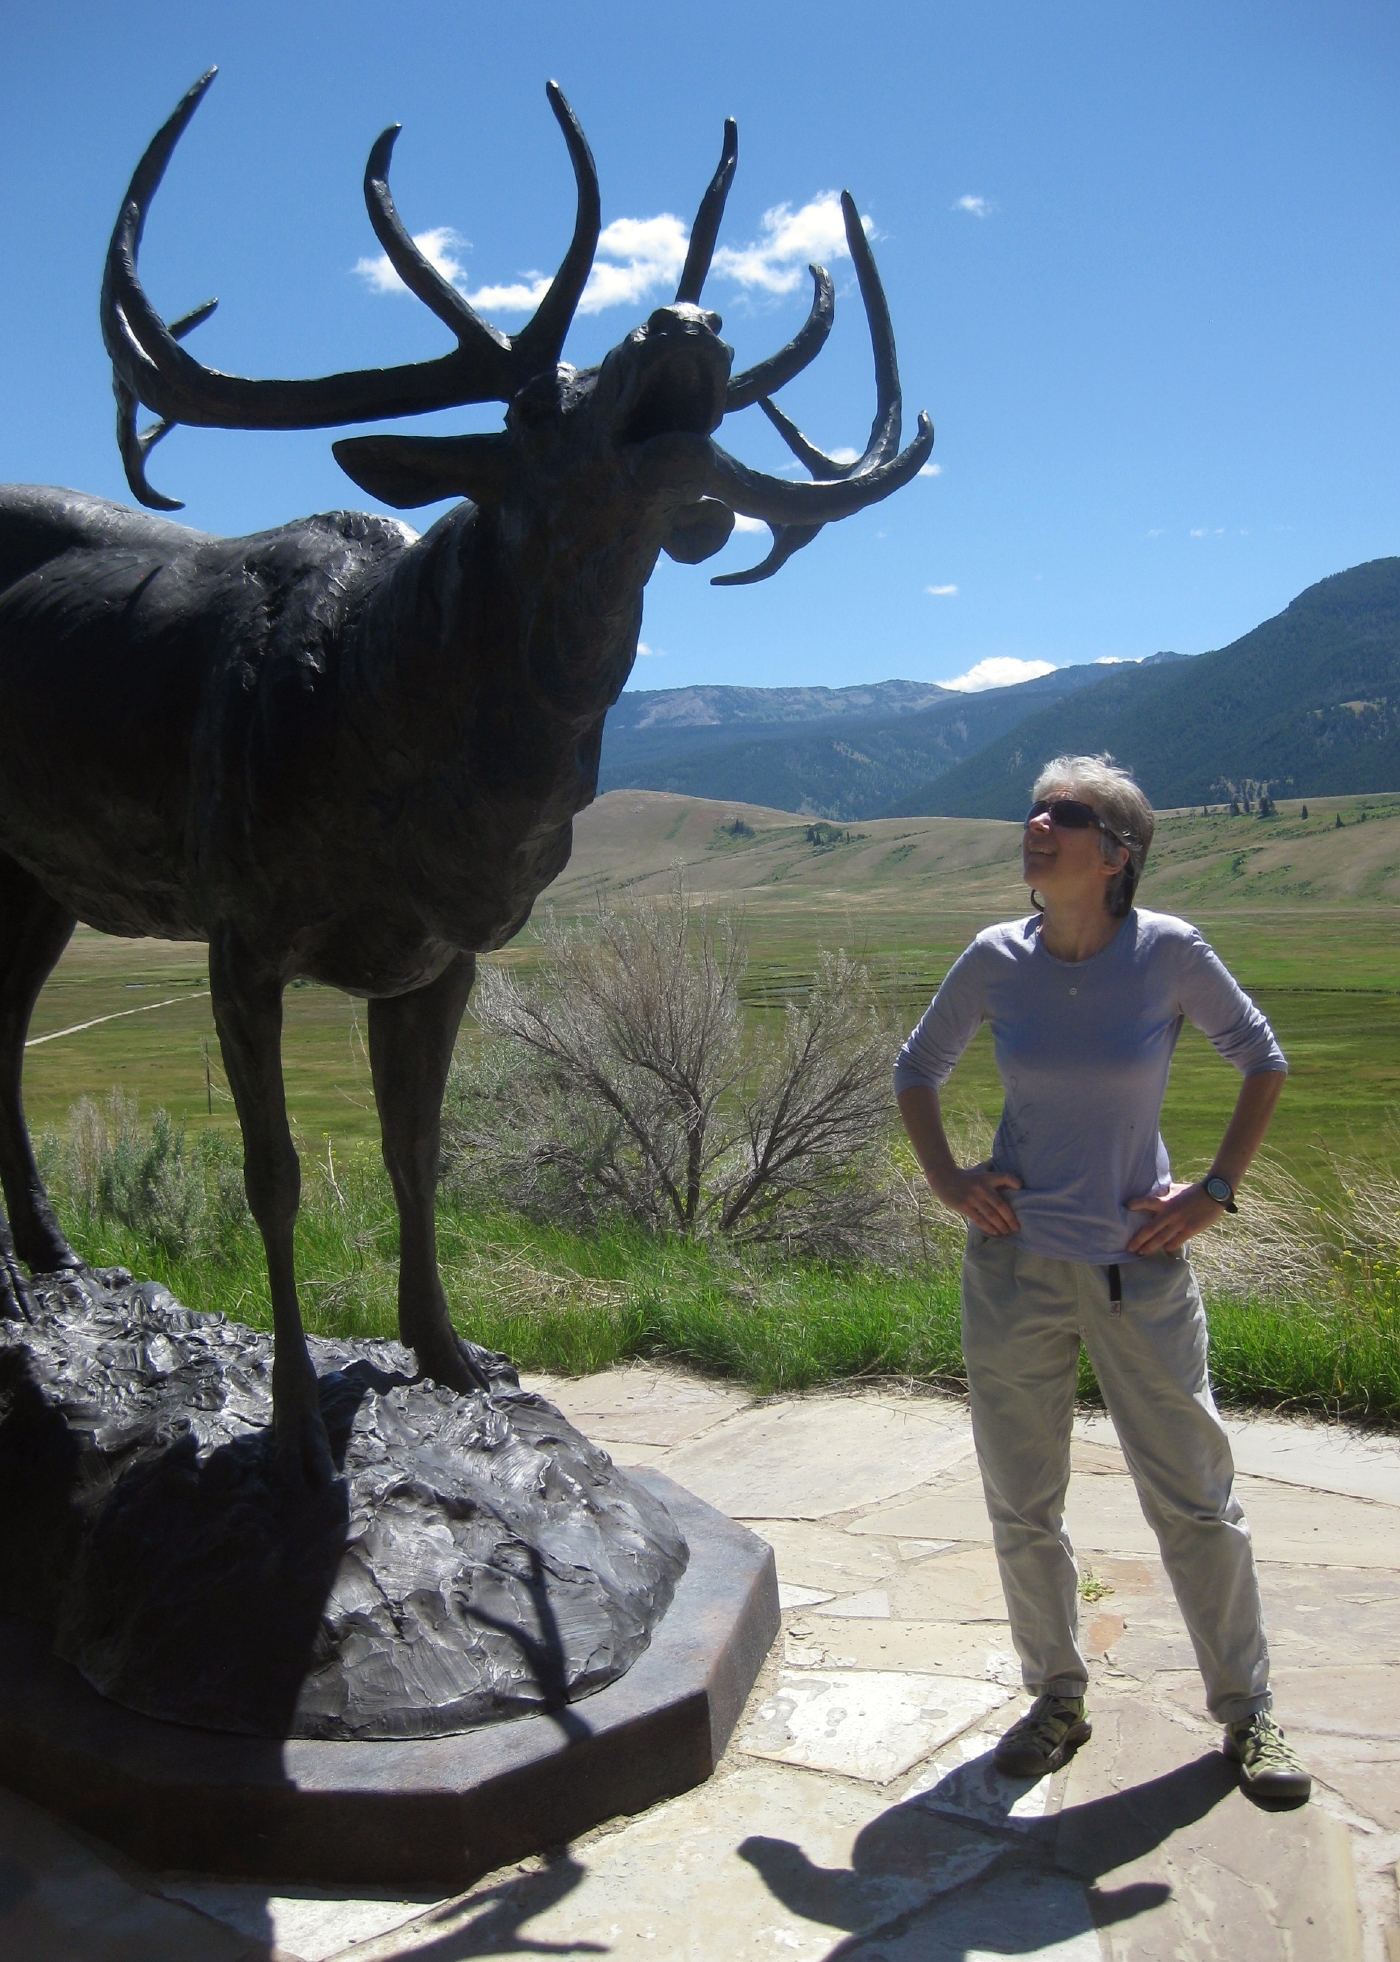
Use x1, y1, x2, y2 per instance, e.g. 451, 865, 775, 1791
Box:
466, 274, 552, 312
1190, 527, 1207, 538
355, 194, 869, 318
918, 462, 942, 477
636, 641, 666, 658
354, 226, 470, 293
711, 194, 862, 296
579, 214, 689, 314
354, 214, 688, 316
1094, 655, 1143, 665
954, 195, 994, 218
731, 513, 769, 533
925, 583, 959, 597
943, 657, 1056, 692
1146, 526, 1164, 537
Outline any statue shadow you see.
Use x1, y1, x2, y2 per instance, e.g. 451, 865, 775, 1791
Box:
1, 1342, 610, 1955
738, 1744, 1238, 1956
54, 1356, 391, 1738
349, 1851, 606, 1959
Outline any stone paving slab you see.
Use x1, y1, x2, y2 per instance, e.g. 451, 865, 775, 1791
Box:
346, 1758, 1013, 1961
903, 1723, 1055, 1830
1078, 1407, 1400, 1507
1056, 1694, 1362, 1958
835, 1867, 1103, 1959
0, 1788, 273, 1962
746, 1517, 903, 1592
785, 1614, 1021, 1681
850, 1462, 1400, 1568
157, 1881, 429, 1961
846, 1470, 1164, 1556
525, 1363, 752, 1447
883, 1545, 1021, 1620
741, 1669, 1010, 1783
659, 1394, 978, 1519
1239, 1476, 1400, 1568
6, 1367, 1398, 1960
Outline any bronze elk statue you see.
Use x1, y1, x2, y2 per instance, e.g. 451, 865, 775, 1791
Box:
0, 73, 932, 1486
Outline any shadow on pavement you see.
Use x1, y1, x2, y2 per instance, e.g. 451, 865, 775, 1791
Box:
363, 1852, 603, 1959
738, 1746, 1236, 1957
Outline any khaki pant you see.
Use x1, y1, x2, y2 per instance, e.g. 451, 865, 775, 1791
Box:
960, 1231, 1271, 1725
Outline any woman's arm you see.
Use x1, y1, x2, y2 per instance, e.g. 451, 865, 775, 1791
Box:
1126, 1068, 1285, 1255
897, 1083, 1023, 1236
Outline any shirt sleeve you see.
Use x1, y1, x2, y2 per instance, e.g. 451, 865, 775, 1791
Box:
1175, 928, 1287, 1074
893, 939, 990, 1095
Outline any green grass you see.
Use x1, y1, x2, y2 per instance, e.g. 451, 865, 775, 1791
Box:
18, 793, 1399, 1424
46, 1136, 1400, 1424
23, 793, 1400, 1189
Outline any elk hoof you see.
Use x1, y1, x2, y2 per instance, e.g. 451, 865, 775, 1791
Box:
413, 1333, 518, 1398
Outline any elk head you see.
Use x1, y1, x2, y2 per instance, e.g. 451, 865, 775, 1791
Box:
103, 71, 933, 584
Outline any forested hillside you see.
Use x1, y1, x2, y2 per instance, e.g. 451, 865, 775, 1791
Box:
599, 665, 1113, 819
896, 557, 1400, 817
600, 558, 1400, 821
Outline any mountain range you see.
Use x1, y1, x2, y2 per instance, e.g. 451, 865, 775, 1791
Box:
600, 557, 1400, 819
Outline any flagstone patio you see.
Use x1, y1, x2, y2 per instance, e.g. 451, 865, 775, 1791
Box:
3, 1365, 1398, 1960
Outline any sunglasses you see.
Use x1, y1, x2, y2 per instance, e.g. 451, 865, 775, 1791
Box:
1025, 797, 1128, 845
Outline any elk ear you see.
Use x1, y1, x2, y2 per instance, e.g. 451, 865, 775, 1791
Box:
332, 432, 513, 510
662, 497, 735, 565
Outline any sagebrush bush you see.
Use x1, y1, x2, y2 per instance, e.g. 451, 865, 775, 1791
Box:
446, 881, 915, 1261
26, 1081, 1400, 1424
39, 1089, 248, 1263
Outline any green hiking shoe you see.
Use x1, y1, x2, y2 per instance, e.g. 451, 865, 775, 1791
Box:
992, 1694, 1091, 1778
1224, 1711, 1312, 1801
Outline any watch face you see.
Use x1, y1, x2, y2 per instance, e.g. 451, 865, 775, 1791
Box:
1205, 1176, 1232, 1204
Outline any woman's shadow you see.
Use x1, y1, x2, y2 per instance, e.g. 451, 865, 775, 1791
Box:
738, 1741, 1239, 1956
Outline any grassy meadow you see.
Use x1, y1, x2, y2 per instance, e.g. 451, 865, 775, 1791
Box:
21, 787, 1400, 1421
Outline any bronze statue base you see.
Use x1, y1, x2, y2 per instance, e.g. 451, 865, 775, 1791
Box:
0, 1272, 687, 1738
0, 1472, 776, 1891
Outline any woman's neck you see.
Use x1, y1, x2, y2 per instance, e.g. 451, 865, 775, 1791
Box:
1036, 895, 1125, 963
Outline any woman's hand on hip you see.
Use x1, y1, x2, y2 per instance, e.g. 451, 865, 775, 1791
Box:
1125, 1180, 1222, 1254
937, 1168, 1023, 1235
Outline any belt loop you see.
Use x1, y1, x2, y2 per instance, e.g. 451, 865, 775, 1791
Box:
1106, 1263, 1122, 1314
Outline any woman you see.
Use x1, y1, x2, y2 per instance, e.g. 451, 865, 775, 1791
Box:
896, 753, 1310, 1801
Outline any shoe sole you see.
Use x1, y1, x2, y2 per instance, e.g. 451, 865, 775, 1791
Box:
1222, 1735, 1312, 1801
993, 1717, 1092, 1779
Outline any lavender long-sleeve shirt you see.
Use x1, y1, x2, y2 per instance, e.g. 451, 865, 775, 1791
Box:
894, 908, 1286, 1264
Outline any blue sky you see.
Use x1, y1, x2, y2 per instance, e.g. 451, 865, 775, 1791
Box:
5, 2, 1398, 693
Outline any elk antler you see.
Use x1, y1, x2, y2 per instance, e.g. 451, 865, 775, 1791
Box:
669, 118, 838, 410
705, 192, 931, 584
675, 119, 738, 304
102, 70, 601, 508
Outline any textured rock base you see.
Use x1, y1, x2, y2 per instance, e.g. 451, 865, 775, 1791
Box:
0, 1472, 777, 1892
0, 1271, 687, 1737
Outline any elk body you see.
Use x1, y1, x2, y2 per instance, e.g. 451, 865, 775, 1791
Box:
0, 74, 932, 1485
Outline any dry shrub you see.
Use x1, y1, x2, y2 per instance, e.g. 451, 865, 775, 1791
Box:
1187, 1153, 1335, 1301
445, 879, 910, 1261
40, 1089, 247, 1263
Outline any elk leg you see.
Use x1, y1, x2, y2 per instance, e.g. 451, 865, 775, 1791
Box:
368, 953, 494, 1395
208, 928, 334, 1490
0, 852, 79, 1278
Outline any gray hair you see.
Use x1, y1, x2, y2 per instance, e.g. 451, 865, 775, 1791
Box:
1031, 753, 1155, 917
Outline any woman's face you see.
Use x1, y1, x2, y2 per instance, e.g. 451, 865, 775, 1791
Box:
1021, 790, 1128, 905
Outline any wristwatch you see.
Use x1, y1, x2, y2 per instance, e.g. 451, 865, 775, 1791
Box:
1202, 1174, 1238, 1214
